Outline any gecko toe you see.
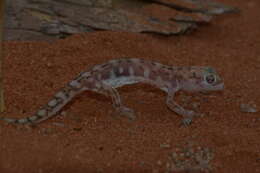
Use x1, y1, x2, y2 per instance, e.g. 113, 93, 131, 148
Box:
181, 118, 193, 126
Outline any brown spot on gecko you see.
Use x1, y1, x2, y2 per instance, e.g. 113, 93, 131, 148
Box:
100, 70, 110, 80
176, 67, 183, 71
167, 67, 174, 71
117, 59, 123, 64
186, 66, 192, 71
126, 59, 132, 63
149, 70, 157, 80
151, 62, 163, 69
101, 63, 109, 69
132, 64, 145, 77
151, 62, 157, 66
114, 65, 130, 77
161, 65, 169, 69
140, 59, 145, 63
169, 79, 178, 89
84, 80, 97, 89
160, 72, 170, 82
191, 72, 196, 78
76, 77, 89, 85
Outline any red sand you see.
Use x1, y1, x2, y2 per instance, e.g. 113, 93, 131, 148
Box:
1, 0, 259, 172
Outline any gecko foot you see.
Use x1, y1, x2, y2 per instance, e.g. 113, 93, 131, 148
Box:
181, 110, 195, 126
114, 106, 136, 121
181, 117, 193, 126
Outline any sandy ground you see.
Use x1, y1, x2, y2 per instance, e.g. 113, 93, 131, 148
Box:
1, 0, 259, 172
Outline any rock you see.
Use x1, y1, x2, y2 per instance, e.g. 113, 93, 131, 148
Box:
4, 0, 238, 40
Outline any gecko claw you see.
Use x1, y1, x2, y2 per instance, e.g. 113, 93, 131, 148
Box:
181, 117, 193, 126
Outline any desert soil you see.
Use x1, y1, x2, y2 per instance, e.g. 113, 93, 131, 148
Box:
0, 0, 259, 172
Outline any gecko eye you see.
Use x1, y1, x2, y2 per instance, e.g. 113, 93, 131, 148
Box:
205, 74, 216, 84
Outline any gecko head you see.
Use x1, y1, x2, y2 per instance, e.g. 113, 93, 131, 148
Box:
180, 67, 224, 92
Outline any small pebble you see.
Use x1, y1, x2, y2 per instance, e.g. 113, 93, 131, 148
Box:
160, 143, 171, 148
157, 160, 162, 166
240, 103, 258, 113
61, 111, 67, 116
52, 122, 65, 127
73, 127, 82, 131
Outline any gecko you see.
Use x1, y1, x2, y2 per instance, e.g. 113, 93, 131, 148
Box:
0, 58, 224, 125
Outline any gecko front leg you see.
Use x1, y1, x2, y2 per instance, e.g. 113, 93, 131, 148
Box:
166, 89, 195, 126
99, 82, 136, 120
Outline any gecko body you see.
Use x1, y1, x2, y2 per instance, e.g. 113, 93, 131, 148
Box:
1, 58, 224, 125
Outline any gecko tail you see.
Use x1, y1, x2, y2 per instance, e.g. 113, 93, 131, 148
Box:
0, 116, 33, 124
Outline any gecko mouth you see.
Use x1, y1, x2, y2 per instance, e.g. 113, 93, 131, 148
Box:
199, 83, 224, 94
211, 82, 224, 91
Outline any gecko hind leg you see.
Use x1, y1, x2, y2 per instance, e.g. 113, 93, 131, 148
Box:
100, 82, 136, 120
166, 92, 195, 126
